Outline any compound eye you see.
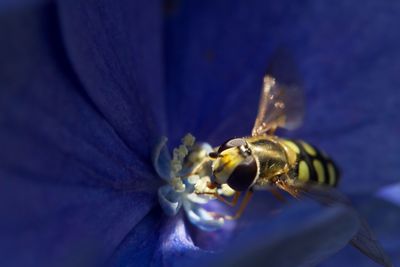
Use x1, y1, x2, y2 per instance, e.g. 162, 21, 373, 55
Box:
217, 138, 247, 154
227, 156, 258, 191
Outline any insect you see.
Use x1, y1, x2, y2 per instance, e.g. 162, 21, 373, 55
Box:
187, 75, 393, 267
205, 75, 335, 217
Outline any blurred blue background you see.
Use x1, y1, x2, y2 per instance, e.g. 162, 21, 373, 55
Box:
0, 0, 399, 266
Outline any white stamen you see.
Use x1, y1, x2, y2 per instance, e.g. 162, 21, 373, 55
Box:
187, 175, 200, 185
157, 133, 224, 231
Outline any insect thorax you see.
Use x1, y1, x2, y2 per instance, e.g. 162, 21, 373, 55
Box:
246, 136, 293, 188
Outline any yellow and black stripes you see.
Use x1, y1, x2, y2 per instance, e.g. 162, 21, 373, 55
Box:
285, 140, 340, 187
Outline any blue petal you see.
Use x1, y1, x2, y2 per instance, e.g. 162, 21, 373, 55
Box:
106, 207, 163, 267
154, 193, 358, 267
0, 177, 154, 267
184, 202, 358, 267
57, 0, 167, 157
321, 195, 400, 267
0, 0, 48, 9
108, 209, 210, 267
377, 183, 400, 207
152, 136, 172, 181
158, 185, 182, 216
154, 215, 207, 267
0, 2, 160, 266
183, 201, 224, 232
165, 0, 400, 191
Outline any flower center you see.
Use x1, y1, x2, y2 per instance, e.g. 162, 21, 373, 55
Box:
154, 133, 226, 231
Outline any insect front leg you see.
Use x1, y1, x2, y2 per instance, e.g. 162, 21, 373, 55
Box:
196, 190, 241, 207
269, 187, 287, 203
197, 190, 253, 221
214, 191, 241, 207
224, 190, 254, 220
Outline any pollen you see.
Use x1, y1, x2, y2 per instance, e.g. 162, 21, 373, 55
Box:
187, 174, 200, 184
171, 177, 186, 192
182, 133, 195, 147
157, 133, 222, 230
171, 159, 183, 173
194, 176, 217, 195
178, 145, 189, 159
170, 133, 196, 177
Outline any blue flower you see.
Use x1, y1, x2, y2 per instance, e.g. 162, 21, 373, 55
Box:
0, 1, 399, 267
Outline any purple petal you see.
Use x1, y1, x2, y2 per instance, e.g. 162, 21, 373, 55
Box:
165, 1, 400, 192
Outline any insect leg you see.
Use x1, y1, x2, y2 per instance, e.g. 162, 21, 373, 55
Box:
270, 187, 287, 203
266, 125, 278, 135
216, 191, 241, 207
197, 191, 241, 207
225, 190, 254, 220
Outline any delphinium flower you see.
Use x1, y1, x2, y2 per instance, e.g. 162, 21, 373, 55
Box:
0, 1, 399, 267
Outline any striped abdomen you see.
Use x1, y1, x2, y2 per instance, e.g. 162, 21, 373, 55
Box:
283, 140, 340, 187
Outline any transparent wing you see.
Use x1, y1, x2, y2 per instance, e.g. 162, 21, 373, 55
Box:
251, 48, 305, 136
251, 75, 304, 136
350, 218, 394, 267
297, 184, 393, 267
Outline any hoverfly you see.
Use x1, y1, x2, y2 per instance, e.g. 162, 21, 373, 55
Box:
185, 75, 393, 267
